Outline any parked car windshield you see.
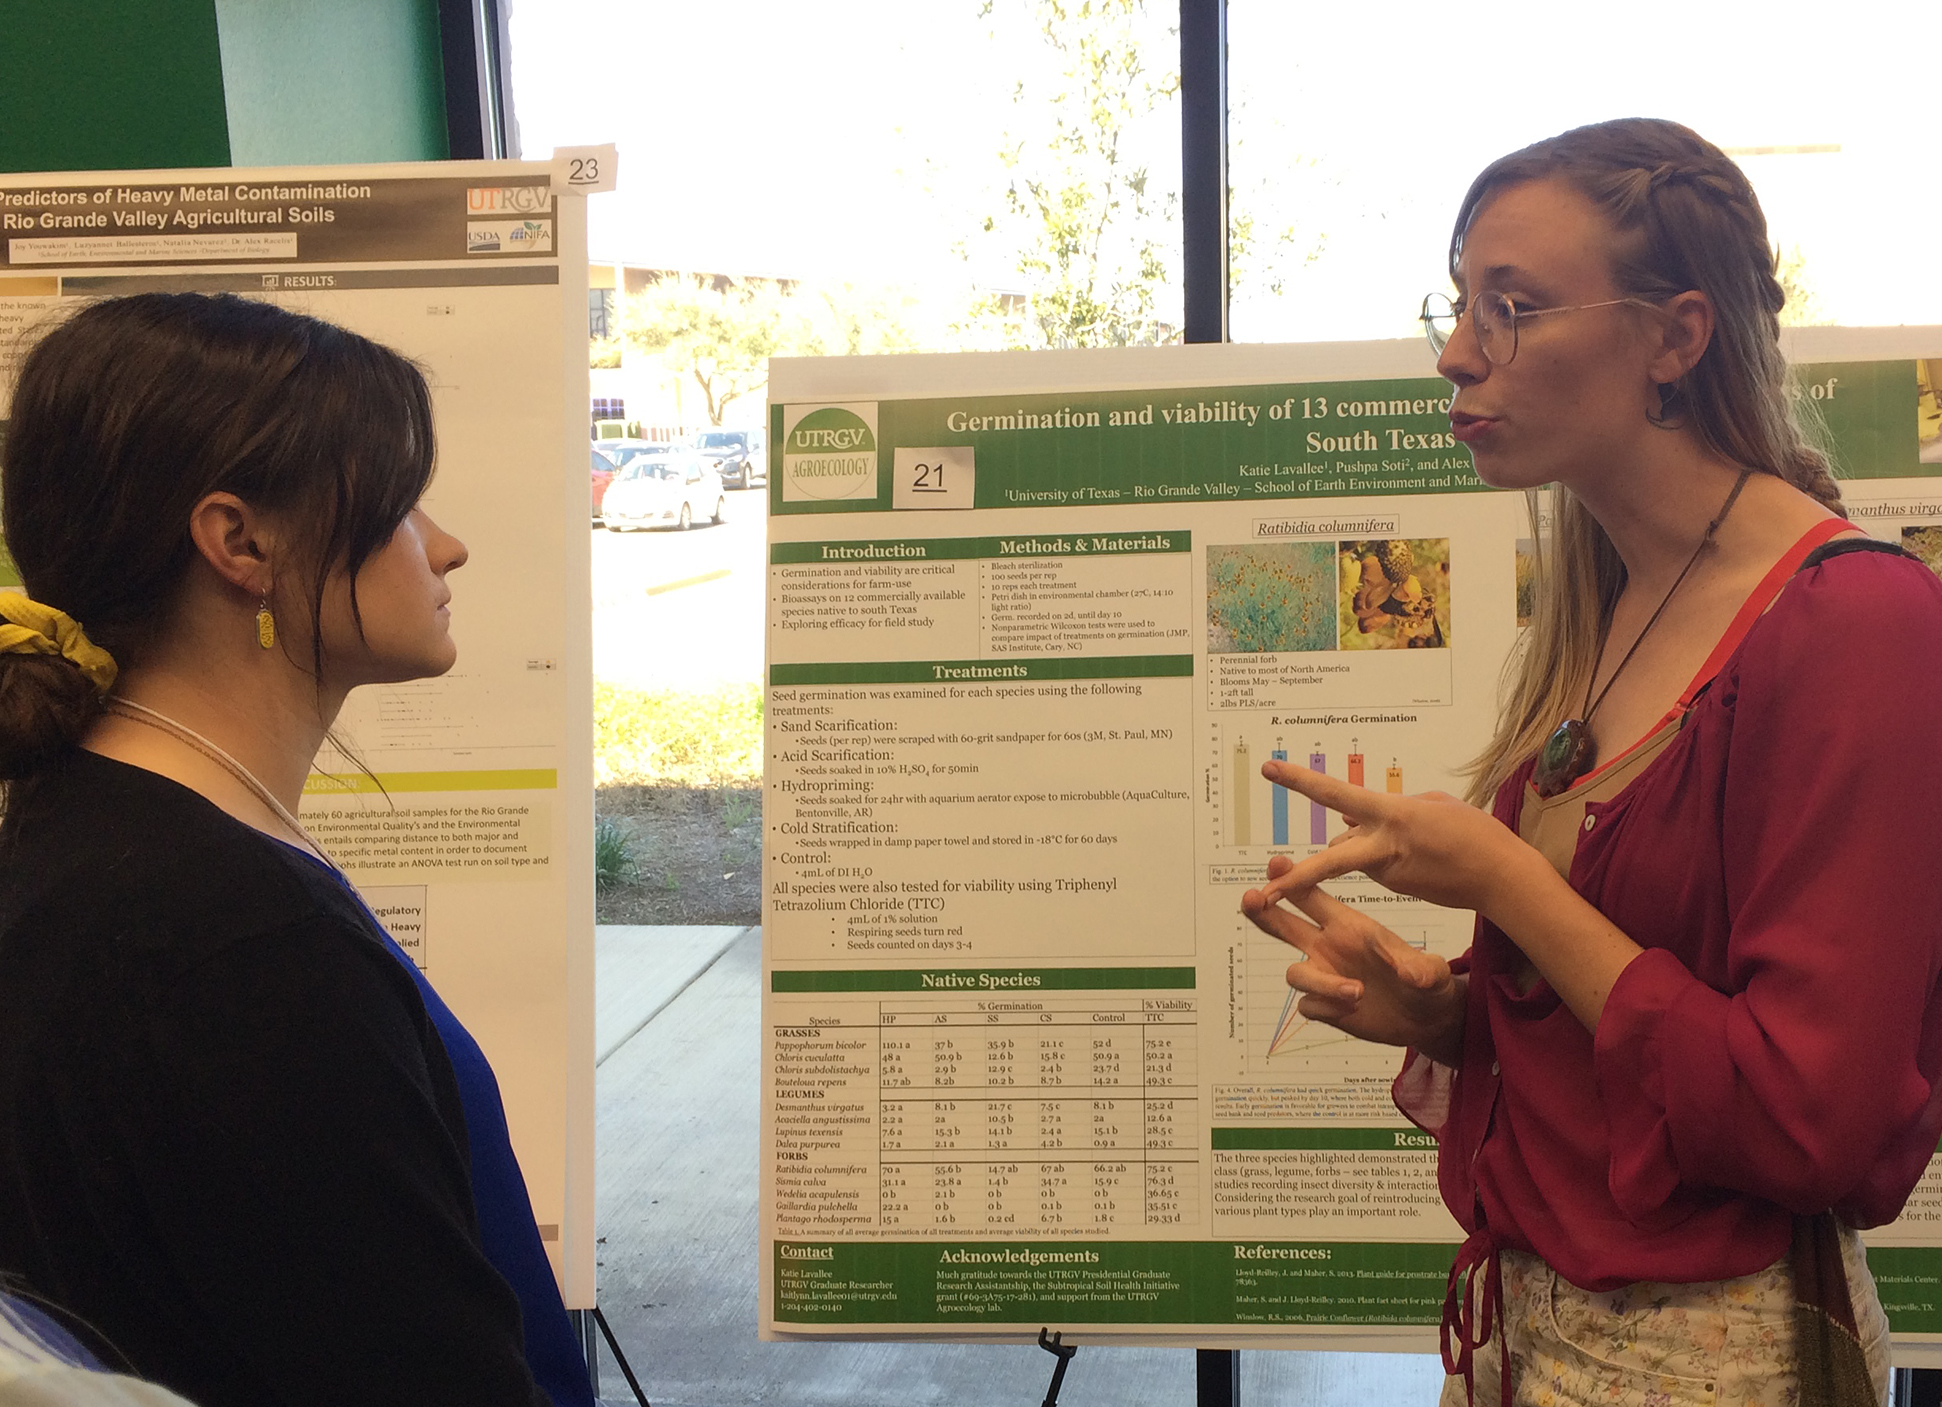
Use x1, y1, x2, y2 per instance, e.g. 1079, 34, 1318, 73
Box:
697, 432, 746, 450
596, 439, 671, 469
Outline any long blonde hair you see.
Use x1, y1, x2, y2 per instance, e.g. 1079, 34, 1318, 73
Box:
1461, 119, 1843, 806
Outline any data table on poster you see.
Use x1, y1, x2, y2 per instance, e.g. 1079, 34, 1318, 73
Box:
772, 985, 1202, 1236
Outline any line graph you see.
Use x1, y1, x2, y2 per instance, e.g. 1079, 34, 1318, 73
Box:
1236, 892, 1471, 1076
1256, 934, 1427, 1065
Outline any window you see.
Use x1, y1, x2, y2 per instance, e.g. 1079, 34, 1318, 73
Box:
1225, 0, 1942, 342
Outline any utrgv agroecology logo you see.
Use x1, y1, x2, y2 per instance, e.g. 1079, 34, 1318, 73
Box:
781, 404, 879, 502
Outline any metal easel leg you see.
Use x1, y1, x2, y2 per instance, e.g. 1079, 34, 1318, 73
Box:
1901, 1364, 1942, 1407
1197, 1348, 1239, 1407
593, 1304, 650, 1407
573, 1309, 599, 1396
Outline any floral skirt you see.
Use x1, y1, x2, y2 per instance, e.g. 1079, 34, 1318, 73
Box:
1440, 1229, 1891, 1407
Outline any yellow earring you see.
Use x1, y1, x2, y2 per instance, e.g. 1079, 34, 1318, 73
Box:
255, 599, 276, 650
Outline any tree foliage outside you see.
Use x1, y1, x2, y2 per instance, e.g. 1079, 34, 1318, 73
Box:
619, 277, 922, 425
619, 277, 791, 426
966, 0, 1181, 349
1226, 100, 1329, 308
1776, 244, 1831, 328
610, 1, 1328, 392
790, 283, 928, 359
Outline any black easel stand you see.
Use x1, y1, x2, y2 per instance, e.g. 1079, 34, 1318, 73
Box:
574, 1309, 599, 1394
1196, 1348, 1239, 1407
1037, 1328, 1078, 1407
578, 1304, 649, 1407
1901, 1366, 1942, 1406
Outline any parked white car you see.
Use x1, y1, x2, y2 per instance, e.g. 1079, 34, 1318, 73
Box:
594, 437, 669, 471
600, 448, 726, 531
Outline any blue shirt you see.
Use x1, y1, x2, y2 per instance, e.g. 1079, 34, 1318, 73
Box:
296, 852, 595, 1407
0, 1286, 103, 1369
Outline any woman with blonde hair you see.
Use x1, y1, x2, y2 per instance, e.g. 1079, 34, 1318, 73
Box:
1245, 118, 1942, 1405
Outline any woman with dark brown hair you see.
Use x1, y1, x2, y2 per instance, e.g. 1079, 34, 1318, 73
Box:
1245, 119, 1942, 1405
0, 293, 594, 1407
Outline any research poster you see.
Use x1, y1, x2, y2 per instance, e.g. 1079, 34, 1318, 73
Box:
0, 162, 597, 1305
760, 330, 1942, 1352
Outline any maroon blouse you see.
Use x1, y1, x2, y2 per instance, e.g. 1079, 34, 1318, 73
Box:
1397, 536, 1942, 1294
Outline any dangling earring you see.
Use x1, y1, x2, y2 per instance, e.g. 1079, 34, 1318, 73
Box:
1647, 379, 1683, 429
255, 598, 276, 650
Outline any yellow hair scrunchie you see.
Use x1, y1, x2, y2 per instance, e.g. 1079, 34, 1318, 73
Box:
0, 593, 118, 695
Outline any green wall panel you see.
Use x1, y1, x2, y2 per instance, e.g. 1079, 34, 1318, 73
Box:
213, 0, 450, 165
0, 0, 450, 177
0, 0, 232, 172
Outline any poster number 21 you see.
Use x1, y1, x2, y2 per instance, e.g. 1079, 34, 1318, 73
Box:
892, 447, 976, 510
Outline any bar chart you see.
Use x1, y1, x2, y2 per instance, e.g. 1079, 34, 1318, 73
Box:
1214, 726, 1407, 853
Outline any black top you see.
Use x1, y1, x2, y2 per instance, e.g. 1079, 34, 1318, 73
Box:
1799, 534, 1916, 569
0, 748, 547, 1407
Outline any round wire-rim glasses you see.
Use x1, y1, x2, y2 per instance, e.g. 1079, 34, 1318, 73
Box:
1420, 290, 1657, 365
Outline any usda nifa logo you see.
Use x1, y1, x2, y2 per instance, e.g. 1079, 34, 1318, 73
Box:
780, 404, 878, 502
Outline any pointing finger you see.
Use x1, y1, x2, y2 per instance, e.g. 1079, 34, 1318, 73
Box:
1283, 883, 1356, 928
1258, 837, 1384, 903
1260, 761, 1383, 824
1243, 892, 1323, 954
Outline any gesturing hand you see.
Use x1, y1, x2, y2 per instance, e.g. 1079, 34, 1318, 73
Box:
1251, 760, 1524, 917
1241, 856, 1463, 1055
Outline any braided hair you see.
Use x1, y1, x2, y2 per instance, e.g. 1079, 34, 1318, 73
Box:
1450, 118, 1841, 510
1456, 119, 1842, 805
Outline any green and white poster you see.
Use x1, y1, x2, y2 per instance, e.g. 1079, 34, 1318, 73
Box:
761, 332, 1942, 1354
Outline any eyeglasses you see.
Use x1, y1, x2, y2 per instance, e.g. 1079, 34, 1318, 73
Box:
1420, 290, 1657, 365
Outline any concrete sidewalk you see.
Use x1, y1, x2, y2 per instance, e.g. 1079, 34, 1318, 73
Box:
590, 925, 1445, 1407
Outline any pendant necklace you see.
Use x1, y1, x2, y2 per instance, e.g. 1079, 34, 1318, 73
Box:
106, 697, 338, 869
1531, 468, 1752, 799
